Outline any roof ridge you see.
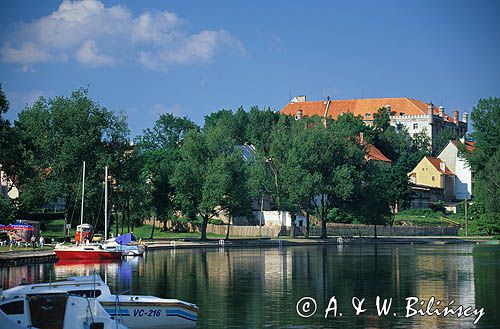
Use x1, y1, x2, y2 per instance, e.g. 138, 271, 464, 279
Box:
405, 98, 428, 114
291, 97, 424, 103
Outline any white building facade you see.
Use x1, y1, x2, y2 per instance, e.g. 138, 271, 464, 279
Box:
437, 140, 474, 200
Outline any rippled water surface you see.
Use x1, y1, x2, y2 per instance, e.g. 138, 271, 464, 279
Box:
1, 244, 499, 328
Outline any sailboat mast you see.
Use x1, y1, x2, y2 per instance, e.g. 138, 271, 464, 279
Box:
104, 166, 108, 240
80, 161, 85, 243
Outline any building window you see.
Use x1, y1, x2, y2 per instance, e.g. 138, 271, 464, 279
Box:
432, 176, 435, 181
413, 123, 419, 130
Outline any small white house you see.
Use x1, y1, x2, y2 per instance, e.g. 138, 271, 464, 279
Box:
437, 140, 475, 200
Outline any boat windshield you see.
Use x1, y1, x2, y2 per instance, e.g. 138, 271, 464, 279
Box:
68, 289, 102, 298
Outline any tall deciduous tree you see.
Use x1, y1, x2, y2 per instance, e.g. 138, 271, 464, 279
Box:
268, 115, 371, 238
136, 113, 197, 238
171, 120, 251, 240
469, 97, 500, 232
15, 88, 129, 232
0, 84, 22, 186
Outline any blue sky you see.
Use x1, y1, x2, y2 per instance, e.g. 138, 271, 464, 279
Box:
1, 0, 499, 136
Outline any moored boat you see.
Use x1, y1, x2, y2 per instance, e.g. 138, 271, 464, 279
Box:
0, 291, 128, 329
55, 163, 123, 261
1, 275, 198, 329
104, 233, 146, 256
54, 243, 123, 260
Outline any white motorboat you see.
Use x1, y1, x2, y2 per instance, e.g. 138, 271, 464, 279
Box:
0, 290, 128, 329
1, 275, 198, 329
104, 233, 146, 256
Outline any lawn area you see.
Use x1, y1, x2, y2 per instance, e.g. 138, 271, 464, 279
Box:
395, 209, 466, 227
130, 225, 225, 240
39, 219, 225, 240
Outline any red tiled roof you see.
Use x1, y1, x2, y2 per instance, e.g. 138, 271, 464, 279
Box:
426, 157, 454, 175
281, 97, 455, 123
366, 144, 392, 163
450, 140, 475, 152
465, 141, 475, 152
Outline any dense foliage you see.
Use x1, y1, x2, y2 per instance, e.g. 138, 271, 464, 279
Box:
2, 86, 496, 238
467, 97, 500, 234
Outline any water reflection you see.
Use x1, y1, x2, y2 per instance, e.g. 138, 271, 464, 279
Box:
1, 244, 498, 328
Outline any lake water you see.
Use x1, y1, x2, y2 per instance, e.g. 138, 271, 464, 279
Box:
1, 244, 499, 328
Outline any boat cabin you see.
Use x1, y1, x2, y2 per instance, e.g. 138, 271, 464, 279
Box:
75, 223, 94, 243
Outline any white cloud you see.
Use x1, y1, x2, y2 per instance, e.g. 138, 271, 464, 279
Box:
75, 39, 114, 66
139, 30, 246, 70
131, 11, 183, 44
1, 42, 61, 64
0, 0, 244, 70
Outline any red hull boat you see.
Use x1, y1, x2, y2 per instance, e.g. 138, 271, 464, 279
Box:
54, 245, 122, 261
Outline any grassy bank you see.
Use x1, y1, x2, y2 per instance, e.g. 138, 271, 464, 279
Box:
395, 209, 465, 227
39, 219, 224, 241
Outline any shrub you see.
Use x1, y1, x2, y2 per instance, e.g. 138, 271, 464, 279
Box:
429, 201, 445, 213
476, 213, 500, 235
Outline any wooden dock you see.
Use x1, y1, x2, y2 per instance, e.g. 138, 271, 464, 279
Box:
0, 249, 57, 267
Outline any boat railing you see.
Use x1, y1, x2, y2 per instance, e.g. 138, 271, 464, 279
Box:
114, 289, 130, 327
85, 296, 96, 324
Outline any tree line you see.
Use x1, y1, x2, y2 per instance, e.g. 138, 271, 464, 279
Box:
0, 85, 498, 238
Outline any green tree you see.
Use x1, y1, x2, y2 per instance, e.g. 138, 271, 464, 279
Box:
245, 107, 280, 154
268, 115, 370, 238
171, 120, 251, 240
433, 129, 458, 156
0, 84, 22, 184
15, 88, 129, 233
0, 197, 16, 224
469, 97, 500, 216
136, 113, 197, 238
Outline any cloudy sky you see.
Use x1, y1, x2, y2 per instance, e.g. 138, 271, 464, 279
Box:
1, 0, 499, 136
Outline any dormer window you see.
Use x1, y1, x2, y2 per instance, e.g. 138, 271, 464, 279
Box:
365, 113, 371, 117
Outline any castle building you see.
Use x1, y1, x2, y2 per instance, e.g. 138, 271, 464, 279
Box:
280, 96, 468, 152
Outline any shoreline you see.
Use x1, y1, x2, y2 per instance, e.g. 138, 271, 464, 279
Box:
144, 236, 486, 250
1, 236, 494, 267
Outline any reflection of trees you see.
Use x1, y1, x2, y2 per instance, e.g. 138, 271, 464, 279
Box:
473, 246, 500, 328
2, 245, 493, 328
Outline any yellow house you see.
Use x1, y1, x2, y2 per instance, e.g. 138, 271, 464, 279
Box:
408, 156, 455, 201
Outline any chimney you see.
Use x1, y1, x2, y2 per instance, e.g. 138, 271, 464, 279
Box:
439, 105, 445, 117
428, 104, 434, 123
359, 132, 365, 144
291, 95, 306, 103
322, 96, 331, 127
296, 109, 303, 120
462, 111, 468, 123
440, 161, 446, 173
453, 110, 459, 124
